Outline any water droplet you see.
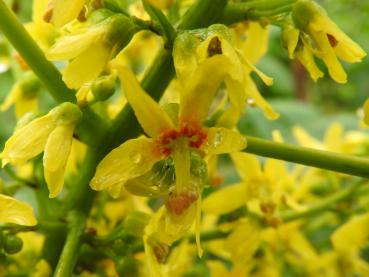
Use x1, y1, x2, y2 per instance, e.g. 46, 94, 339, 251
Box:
129, 151, 142, 164
247, 98, 256, 106
0, 62, 9, 73
213, 130, 223, 148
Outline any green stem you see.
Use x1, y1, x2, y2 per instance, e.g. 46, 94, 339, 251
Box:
280, 180, 365, 222
221, 0, 296, 24
245, 136, 369, 179
54, 211, 86, 277
0, 1, 75, 103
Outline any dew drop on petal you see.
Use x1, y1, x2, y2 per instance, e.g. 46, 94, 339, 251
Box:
213, 130, 223, 148
129, 151, 142, 164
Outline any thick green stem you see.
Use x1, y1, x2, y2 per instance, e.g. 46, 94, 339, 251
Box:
54, 211, 86, 277
245, 136, 369, 179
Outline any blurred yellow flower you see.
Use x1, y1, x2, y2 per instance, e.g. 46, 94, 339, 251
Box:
0, 194, 36, 226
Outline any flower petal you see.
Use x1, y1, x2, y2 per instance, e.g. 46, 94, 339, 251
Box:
331, 212, 369, 252
179, 55, 233, 125
113, 65, 175, 138
1, 114, 55, 166
43, 125, 74, 198
202, 183, 247, 214
203, 127, 247, 155
51, 0, 85, 27
231, 152, 262, 181
242, 22, 269, 65
46, 27, 104, 61
90, 137, 162, 193
0, 194, 37, 226
63, 42, 112, 89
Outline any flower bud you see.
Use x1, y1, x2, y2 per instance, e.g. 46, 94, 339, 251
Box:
3, 234, 23, 254
292, 0, 322, 32
123, 211, 150, 237
91, 75, 115, 101
51, 102, 83, 126
116, 256, 141, 277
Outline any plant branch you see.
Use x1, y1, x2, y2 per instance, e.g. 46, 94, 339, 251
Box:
245, 136, 369, 179
54, 211, 86, 277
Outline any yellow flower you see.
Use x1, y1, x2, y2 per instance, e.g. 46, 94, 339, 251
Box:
47, 14, 136, 89
1, 103, 82, 198
91, 62, 246, 273
1, 72, 41, 119
292, 0, 366, 83
174, 24, 278, 129
0, 194, 37, 226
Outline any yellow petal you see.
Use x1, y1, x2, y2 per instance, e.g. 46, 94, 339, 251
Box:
113, 65, 174, 138
180, 55, 233, 125
240, 53, 273, 86
202, 183, 247, 214
90, 137, 162, 193
51, 0, 85, 27
32, 0, 50, 22
63, 42, 112, 89
43, 125, 74, 198
296, 39, 324, 82
1, 84, 21, 112
293, 126, 324, 150
216, 77, 247, 128
224, 219, 260, 265
1, 114, 55, 166
242, 22, 269, 64
244, 75, 279, 120
331, 212, 369, 252
282, 26, 300, 59
323, 123, 343, 152
203, 127, 247, 155
15, 97, 38, 119
172, 141, 191, 194
312, 31, 347, 84
231, 152, 262, 181
0, 194, 37, 226
47, 27, 104, 61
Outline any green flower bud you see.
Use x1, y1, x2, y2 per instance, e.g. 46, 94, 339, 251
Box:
91, 75, 116, 101
115, 256, 141, 277
3, 234, 23, 254
87, 8, 115, 24
51, 102, 83, 125
207, 24, 232, 42
292, 0, 325, 31
104, 14, 137, 55
123, 211, 150, 238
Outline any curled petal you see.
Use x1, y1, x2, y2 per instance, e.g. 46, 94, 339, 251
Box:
90, 137, 162, 195
203, 127, 247, 155
0, 194, 37, 226
43, 125, 74, 198
1, 114, 55, 166
242, 22, 269, 64
202, 183, 247, 214
180, 55, 233, 125
113, 65, 174, 138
